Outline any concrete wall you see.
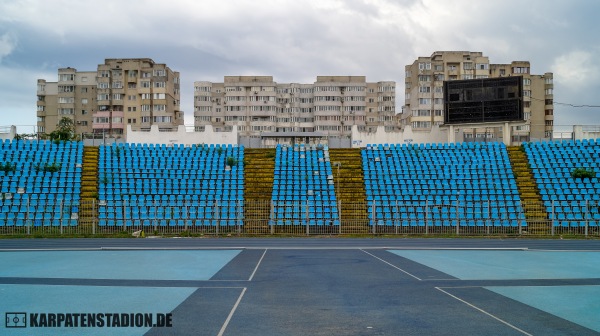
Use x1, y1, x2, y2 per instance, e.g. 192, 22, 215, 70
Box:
0, 125, 16, 141
350, 125, 449, 147
126, 124, 238, 145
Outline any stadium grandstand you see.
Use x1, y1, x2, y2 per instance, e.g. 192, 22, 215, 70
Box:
0, 137, 599, 236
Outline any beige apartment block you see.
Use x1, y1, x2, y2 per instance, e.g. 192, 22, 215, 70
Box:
403, 51, 553, 143
193, 76, 396, 147
37, 58, 183, 138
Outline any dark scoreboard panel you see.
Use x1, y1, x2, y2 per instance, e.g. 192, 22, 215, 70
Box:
444, 76, 523, 124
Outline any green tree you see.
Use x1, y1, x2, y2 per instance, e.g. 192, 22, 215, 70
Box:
49, 117, 76, 141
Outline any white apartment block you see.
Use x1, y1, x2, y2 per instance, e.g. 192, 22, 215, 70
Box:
193, 76, 396, 147
403, 51, 554, 143
37, 58, 183, 138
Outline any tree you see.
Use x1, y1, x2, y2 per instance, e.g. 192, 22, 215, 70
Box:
49, 117, 76, 141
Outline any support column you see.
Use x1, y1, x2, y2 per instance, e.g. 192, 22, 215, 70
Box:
503, 122, 511, 146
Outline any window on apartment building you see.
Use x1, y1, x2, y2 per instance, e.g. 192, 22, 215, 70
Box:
449, 75, 458, 80
141, 93, 151, 99
59, 108, 74, 115
418, 63, 431, 70
97, 82, 109, 89
128, 70, 138, 78
153, 93, 166, 99
418, 98, 431, 105
434, 110, 443, 116
476, 63, 489, 70
545, 77, 553, 84
127, 95, 136, 101
99, 71, 109, 78
412, 121, 431, 129
499, 69, 506, 75
95, 117, 109, 123
153, 104, 166, 111
112, 81, 122, 89
524, 101, 531, 108
37, 105, 44, 111
154, 82, 165, 88
545, 109, 553, 115
545, 88, 553, 95
128, 83, 137, 89
59, 85, 74, 93
97, 94, 109, 101
434, 74, 445, 81
419, 86, 431, 93
141, 81, 151, 88
141, 72, 151, 78
524, 112, 530, 120
416, 109, 430, 116
418, 75, 431, 82
153, 116, 171, 123
512, 67, 529, 74
81, 87, 88, 93
141, 105, 151, 111
448, 65, 457, 71
462, 74, 473, 80
81, 110, 88, 115
523, 78, 531, 86
463, 63, 473, 70
545, 99, 553, 105
153, 69, 166, 77
58, 97, 75, 103
127, 107, 137, 112
545, 120, 553, 126
81, 99, 88, 104
434, 64, 443, 71
434, 98, 443, 105
79, 121, 88, 126
141, 117, 150, 123
59, 74, 75, 81
523, 90, 531, 97
112, 94, 123, 100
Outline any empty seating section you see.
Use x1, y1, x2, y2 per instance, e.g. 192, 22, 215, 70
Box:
98, 143, 244, 227
362, 142, 524, 227
524, 139, 600, 227
271, 144, 340, 226
0, 139, 82, 227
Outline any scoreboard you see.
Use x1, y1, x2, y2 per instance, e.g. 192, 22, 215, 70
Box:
444, 76, 523, 124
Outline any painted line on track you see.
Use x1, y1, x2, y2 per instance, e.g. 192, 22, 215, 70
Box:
249, 249, 267, 281
360, 249, 422, 281
218, 287, 247, 336
435, 287, 532, 336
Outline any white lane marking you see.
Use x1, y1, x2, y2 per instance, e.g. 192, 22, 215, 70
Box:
435, 287, 533, 336
361, 249, 422, 281
249, 249, 267, 281
218, 287, 247, 336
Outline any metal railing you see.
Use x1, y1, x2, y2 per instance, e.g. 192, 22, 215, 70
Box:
0, 199, 598, 237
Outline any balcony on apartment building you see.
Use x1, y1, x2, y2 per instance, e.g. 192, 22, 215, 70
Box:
92, 110, 125, 130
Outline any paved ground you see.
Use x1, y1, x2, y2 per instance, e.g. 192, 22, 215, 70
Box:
0, 238, 599, 335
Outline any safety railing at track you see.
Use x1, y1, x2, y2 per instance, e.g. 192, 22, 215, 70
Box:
0, 199, 598, 237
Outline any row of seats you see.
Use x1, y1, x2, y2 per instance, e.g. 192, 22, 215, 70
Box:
270, 145, 340, 225
525, 141, 600, 220
98, 143, 245, 223
363, 142, 524, 226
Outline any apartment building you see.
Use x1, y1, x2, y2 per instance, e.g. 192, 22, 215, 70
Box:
37, 58, 183, 138
403, 51, 554, 143
193, 76, 396, 147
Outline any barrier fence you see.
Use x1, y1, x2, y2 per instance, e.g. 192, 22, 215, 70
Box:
0, 199, 599, 237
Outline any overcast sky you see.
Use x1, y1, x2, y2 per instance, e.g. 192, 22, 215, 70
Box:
1, 0, 599, 133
